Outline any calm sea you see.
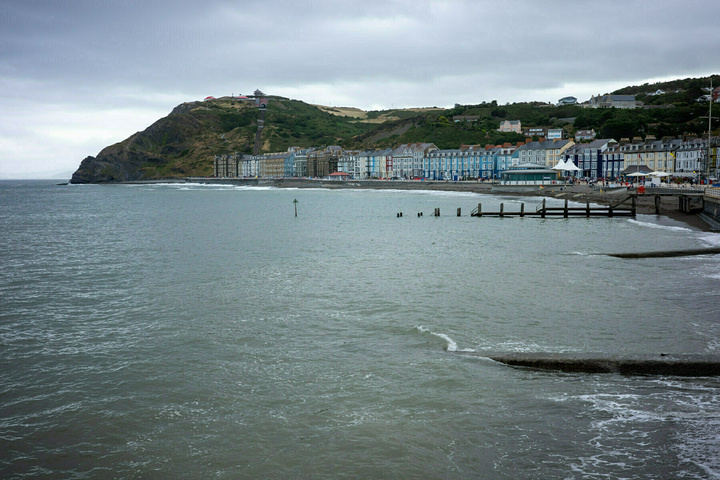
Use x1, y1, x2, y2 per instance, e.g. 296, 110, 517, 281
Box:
2, 180, 720, 479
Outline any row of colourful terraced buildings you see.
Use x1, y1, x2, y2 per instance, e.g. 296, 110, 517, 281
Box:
214, 135, 718, 181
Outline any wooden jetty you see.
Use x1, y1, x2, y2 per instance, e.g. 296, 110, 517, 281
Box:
470, 196, 636, 218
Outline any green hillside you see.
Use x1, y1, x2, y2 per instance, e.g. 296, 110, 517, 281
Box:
71, 75, 719, 183
71, 96, 378, 182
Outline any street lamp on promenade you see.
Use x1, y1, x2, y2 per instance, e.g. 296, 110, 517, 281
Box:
701, 78, 718, 184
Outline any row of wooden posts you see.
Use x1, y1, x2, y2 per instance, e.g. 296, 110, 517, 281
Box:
472, 198, 636, 218
396, 197, 637, 218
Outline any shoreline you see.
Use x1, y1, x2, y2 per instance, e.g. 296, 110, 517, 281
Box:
274, 178, 716, 232
171, 177, 716, 232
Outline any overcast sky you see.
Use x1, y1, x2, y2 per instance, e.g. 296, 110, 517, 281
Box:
1, 0, 718, 178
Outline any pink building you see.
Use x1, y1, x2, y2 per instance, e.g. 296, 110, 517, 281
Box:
498, 120, 521, 134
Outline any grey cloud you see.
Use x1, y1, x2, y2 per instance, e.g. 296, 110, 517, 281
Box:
2, 0, 719, 176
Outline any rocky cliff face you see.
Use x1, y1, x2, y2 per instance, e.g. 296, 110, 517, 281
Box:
70, 141, 166, 183
70, 102, 249, 183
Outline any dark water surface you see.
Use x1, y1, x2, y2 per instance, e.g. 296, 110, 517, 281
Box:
2, 180, 720, 479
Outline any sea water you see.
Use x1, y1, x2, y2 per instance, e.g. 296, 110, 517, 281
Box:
1, 180, 720, 479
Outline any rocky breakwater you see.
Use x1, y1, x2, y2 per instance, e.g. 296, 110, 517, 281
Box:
478, 352, 720, 376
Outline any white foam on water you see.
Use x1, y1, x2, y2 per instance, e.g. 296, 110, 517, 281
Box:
232, 185, 277, 191
129, 182, 239, 190
698, 232, 720, 247
414, 189, 482, 198
414, 325, 474, 352
689, 233, 720, 280
128, 182, 285, 192
627, 218, 693, 232
551, 380, 720, 479
488, 340, 569, 353
356, 188, 483, 198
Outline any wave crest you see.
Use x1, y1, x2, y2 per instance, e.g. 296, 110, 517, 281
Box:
414, 325, 474, 352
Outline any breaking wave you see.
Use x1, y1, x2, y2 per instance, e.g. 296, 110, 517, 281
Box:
627, 218, 692, 232
414, 325, 475, 352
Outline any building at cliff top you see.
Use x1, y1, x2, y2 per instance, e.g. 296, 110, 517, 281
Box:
588, 94, 639, 109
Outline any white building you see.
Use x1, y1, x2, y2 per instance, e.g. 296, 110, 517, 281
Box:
515, 139, 574, 167
588, 94, 639, 109
392, 143, 438, 179
674, 139, 706, 174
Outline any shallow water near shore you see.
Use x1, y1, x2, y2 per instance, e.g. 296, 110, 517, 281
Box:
2, 180, 720, 479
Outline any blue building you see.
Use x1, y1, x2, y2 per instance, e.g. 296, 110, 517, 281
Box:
563, 139, 618, 179
423, 144, 522, 180
284, 151, 296, 177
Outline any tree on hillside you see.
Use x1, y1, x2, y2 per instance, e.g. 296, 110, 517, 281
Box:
601, 116, 635, 140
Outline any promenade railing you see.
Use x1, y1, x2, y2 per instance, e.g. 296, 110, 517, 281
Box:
706, 187, 720, 200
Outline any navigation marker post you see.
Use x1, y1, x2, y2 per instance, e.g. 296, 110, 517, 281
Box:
293, 199, 298, 217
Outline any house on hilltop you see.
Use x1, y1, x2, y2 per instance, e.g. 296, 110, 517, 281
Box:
453, 115, 480, 123
498, 120, 521, 134
547, 128, 563, 140
575, 129, 596, 141
588, 94, 639, 109
523, 127, 547, 138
